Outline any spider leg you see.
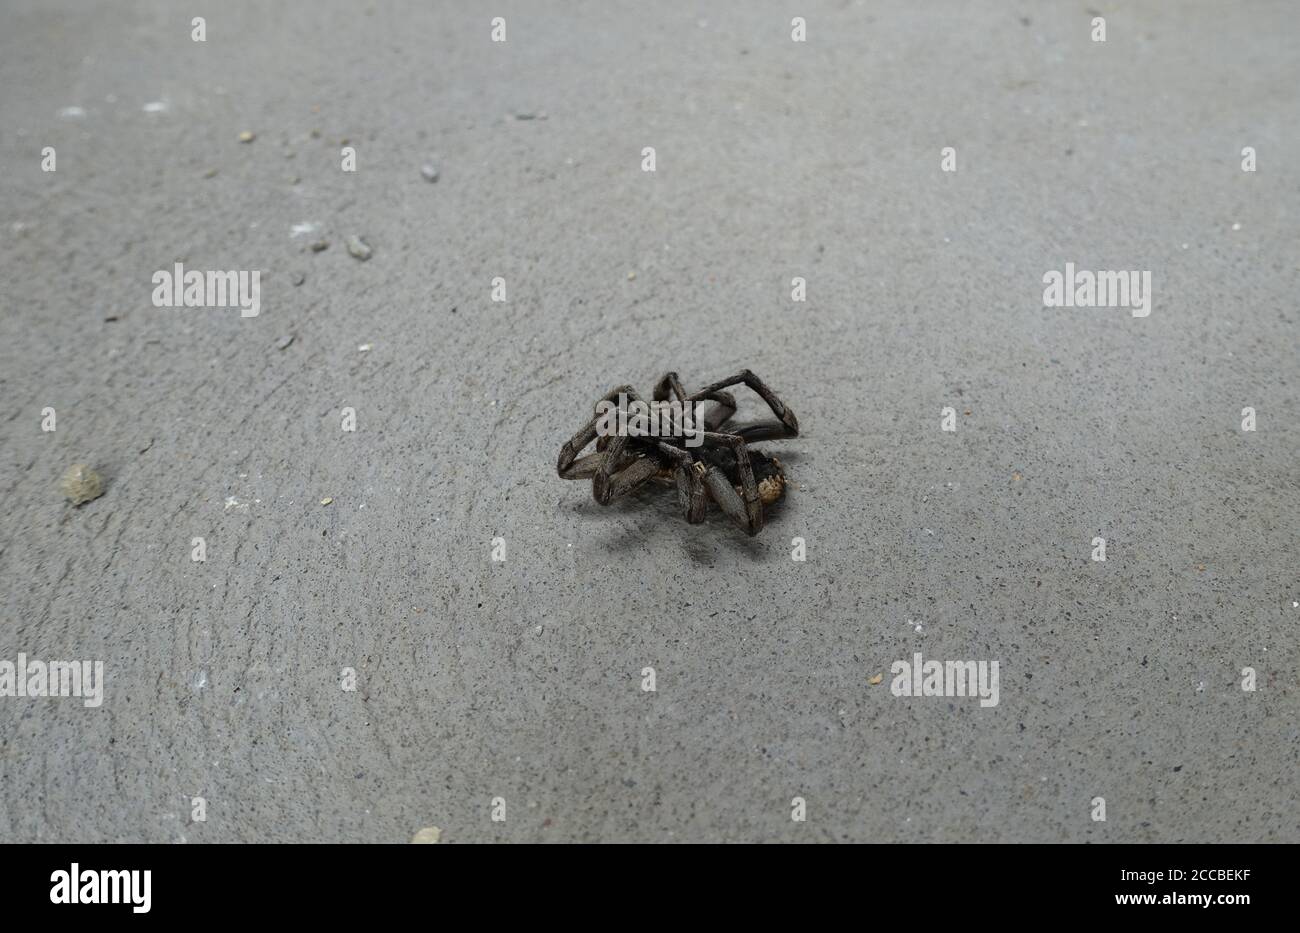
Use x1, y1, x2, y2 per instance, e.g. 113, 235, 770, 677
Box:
655, 441, 708, 523
652, 372, 689, 403
591, 387, 661, 504
557, 384, 642, 479
701, 390, 737, 431
591, 440, 663, 504
651, 372, 737, 434
689, 369, 799, 437
699, 432, 764, 535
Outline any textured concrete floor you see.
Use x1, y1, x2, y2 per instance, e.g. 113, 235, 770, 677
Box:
0, 0, 1296, 843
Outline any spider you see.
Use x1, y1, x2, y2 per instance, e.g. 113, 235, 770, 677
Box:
557, 370, 799, 536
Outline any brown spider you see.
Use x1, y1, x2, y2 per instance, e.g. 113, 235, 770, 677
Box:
557, 370, 799, 536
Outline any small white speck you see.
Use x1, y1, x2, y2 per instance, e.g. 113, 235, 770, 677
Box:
290, 221, 319, 237
1231, 222, 1241, 231
534, 625, 543, 635
59, 106, 86, 119
358, 344, 371, 352
143, 100, 168, 113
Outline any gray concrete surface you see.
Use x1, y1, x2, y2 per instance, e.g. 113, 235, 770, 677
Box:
0, 0, 1296, 843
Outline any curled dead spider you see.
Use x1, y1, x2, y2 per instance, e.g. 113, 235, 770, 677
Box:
557, 370, 799, 536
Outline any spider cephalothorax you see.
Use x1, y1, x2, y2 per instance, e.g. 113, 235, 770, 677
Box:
557, 370, 799, 536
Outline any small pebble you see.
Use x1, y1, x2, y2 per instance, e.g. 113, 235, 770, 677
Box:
410, 826, 442, 844
868, 673, 884, 686
203, 168, 219, 179
346, 235, 373, 261
276, 334, 296, 351
358, 344, 372, 352
320, 497, 333, 506
291, 272, 305, 286
60, 464, 105, 505
310, 239, 329, 253
421, 163, 439, 183
238, 130, 255, 143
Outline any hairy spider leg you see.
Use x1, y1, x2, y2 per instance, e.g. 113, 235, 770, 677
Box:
653, 372, 738, 432
652, 371, 689, 403
689, 369, 799, 439
591, 447, 663, 504
592, 390, 666, 505
557, 384, 642, 479
654, 441, 708, 523
699, 431, 765, 535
